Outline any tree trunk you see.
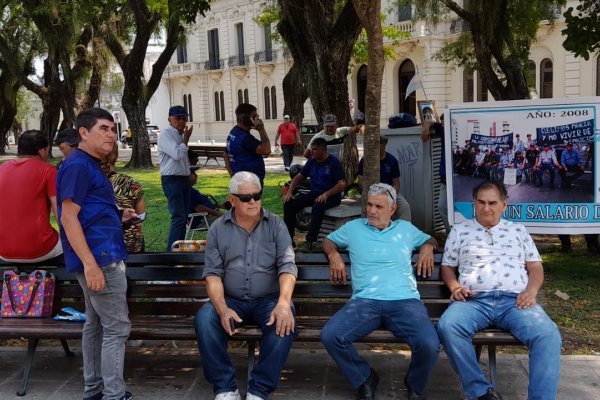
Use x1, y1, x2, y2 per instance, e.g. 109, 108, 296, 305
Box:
353, 0, 384, 213
277, 0, 362, 180
122, 85, 152, 168
281, 62, 308, 122
0, 72, 20, 155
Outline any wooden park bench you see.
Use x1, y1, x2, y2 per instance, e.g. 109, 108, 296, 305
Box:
0, 252, 523, 396
188, 144, 227, 166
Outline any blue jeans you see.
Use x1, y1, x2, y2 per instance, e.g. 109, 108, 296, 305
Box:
161, 175, 191, 250
320, 298, 440, 394
195, 295, 295, 399
76, 261, 131, 400
437, 291, 561, 400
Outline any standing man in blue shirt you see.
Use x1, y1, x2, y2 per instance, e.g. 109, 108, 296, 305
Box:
321, 183, 440, 400
57, 108, 136, 400
225, 103, 271, 186
158, 105, 193, 250
559, 142, 584, 188
283, 138, 346, 252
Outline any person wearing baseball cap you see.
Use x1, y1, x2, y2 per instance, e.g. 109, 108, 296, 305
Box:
303, 113, 364, 161
274, 114, 300, 171
158, 105, 193, 250
55, 127, 80, 158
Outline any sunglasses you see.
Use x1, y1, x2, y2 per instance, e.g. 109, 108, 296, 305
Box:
369, 183, 395, 201
232, 192, 262, 202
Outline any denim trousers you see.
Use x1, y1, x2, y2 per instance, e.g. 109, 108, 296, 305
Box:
283, 192, 341, 242
161, 175, 191, 250
281, 144, 295, 168
320, 298, 440, 395
437, 291, 561, 400
76, 261, 131, 400
195, 294, 295, 399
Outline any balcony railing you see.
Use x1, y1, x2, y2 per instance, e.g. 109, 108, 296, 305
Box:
254, 50, 277, 64
204, 59, 225, 70
228, 55, 249, 67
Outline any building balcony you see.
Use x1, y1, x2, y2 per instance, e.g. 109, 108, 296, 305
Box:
165, 62, 201, 77
254, 50, 277, 64
228, 55, 250, 68
204, 59, 225, 70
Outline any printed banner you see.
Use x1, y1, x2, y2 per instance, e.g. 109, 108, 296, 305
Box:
445, 97, 600, 234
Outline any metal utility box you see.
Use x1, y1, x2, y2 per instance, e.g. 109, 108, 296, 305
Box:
380, 127, 444, 233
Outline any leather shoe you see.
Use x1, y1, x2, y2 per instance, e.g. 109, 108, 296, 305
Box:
404, 375, 427, 399
477, 388, 503, 400
356, 369, 379, 400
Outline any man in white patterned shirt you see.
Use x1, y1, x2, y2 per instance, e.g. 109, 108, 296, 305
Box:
437, 181, 561, 400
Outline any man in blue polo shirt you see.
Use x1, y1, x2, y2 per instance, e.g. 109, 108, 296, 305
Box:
57, 108, 135, 400
320, 183, 440, 400
357, 135, 411, 221
283, 138, 346, 252
225, 103, 271, 186
559, 142, 584, 188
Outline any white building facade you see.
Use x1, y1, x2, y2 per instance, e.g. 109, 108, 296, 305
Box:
161, 0, 600, 143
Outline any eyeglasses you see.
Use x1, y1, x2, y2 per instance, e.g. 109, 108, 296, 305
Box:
232, 192, 262, 202
485, 229, 494, 245
369, 183, 395, 201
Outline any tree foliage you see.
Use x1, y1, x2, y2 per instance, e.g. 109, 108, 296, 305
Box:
413, 0, 565, 100
562, 0, 600, 60
352, 14, 410, 66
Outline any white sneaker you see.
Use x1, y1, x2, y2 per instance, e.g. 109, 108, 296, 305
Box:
246, 394, 264, 400
215, 390, 241, 400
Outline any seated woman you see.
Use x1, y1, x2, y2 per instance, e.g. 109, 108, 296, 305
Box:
101, 143, 146, 253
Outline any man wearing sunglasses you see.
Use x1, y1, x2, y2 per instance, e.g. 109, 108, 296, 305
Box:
438, 181, 561, 400
283, 138, 347, 252
321, 183, 440, 400
195, 171, 297, 400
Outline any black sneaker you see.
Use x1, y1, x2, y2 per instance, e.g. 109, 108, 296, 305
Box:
122, 391, 133, 400
404, 375, 426, 400
356, 369, 379, 400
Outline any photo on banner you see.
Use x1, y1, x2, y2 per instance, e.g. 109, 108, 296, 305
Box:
445, 97, 599, 234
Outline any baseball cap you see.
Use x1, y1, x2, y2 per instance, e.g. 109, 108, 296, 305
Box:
283, 114, 290, 120
565, 142, 573, 147
323, 114, 337, 127
55, 128, 80, 146
169, 105, 189, 117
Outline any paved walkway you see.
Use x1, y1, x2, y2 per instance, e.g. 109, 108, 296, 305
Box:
0, 342, 598, 400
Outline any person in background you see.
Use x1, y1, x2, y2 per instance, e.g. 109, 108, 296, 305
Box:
536, 143, 559, 188
57, 108, 136, 400
357, 135, 412, 221
557, 234, 600, 254
195, 171, 297, 400
513, 134, 525, 154
101, 142, 146, 253
274, 114, 301, 171
559, 142, 584, 188
55, 127, 80, 159
188, 170, 227, 226
158, 105, 193, 250
0, 130, 62, 262
303, 114, 364, 161
225, 103, 271, 186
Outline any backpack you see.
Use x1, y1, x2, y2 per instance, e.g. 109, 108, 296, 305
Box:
388, 113, 417, 128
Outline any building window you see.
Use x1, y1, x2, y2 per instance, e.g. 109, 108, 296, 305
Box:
271, 86, 277, 119
244, 89, 249, 103
264, 87, 271, 120
357, 65, 368, 114
540, 58, 553, 98
220, 91, 225, 121
264, 25, 273, 61
177, 40, 187, 64
238, 90, 243, 105
398, 59, 416, 116
235, 23, 245, 66
207, 29, 220, 70
463, 70, 474, 102
398, 4, 411, 22
187, 94, 193, 121
215, 91, 225, 121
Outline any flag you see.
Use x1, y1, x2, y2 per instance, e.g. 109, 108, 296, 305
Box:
405, 71, 423, 100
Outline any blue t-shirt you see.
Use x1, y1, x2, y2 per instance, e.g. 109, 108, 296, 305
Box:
357, 152, 400, 185
57, 149, 128, 272
327, 218, 430, 301
226, 126, 265, 183
300, 155, 345, 198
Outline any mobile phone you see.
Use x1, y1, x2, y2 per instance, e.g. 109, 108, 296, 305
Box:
242, 114, 255, 128
229, 317, 238, 333
126, 212, 146, 225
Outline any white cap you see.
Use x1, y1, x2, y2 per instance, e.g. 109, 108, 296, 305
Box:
284, 115, 290, 119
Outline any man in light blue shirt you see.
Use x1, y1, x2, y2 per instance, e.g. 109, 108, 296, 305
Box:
158, 105, 193, 250
321, 183, 440, 400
